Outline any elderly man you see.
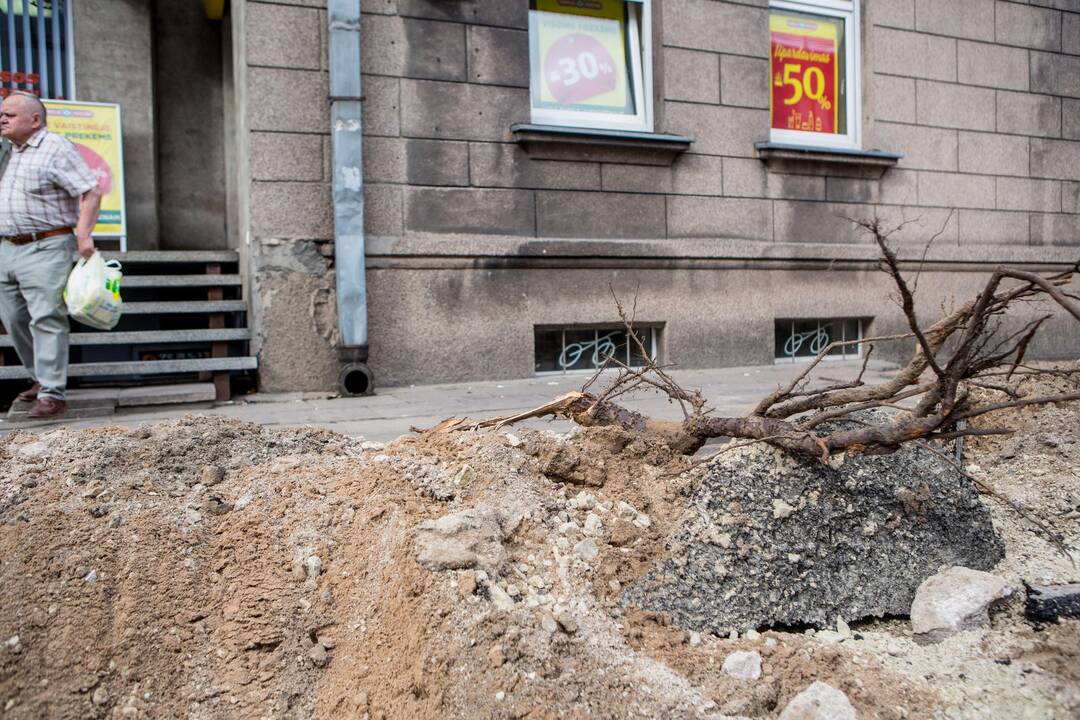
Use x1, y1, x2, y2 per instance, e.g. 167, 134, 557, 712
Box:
0, 91, 101, 419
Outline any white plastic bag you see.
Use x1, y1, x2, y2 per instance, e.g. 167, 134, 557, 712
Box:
64, 251, 123, 330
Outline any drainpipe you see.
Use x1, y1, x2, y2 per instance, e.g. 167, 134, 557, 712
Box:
328, 0, 373, 395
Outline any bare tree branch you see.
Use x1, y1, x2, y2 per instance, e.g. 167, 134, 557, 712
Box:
431, 221, 1079, 466
861, 217, 947, 379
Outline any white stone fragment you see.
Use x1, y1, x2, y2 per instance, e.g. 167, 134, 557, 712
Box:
558, 521, 583, 538
488, 583, 516, 611
574, 491, 596, 510
778, 681, 858, 720
583, 513, 603, 536
772, 499, 796, 519
721, 650, 762, 680
573, 538, 599, 561
910, 566, 1013, 644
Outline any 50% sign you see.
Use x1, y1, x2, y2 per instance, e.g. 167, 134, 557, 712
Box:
774, 63, 832, 113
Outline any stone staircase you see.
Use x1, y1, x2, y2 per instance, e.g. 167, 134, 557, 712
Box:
0, 250, 257, 418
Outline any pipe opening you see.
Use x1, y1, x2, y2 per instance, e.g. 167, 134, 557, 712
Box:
339, 362, 374, 397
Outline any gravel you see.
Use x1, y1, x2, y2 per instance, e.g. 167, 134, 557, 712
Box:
623, 429, 1004, 632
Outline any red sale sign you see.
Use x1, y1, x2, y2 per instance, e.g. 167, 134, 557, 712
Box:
770, 13, 840, 134
543, 32, 618, 105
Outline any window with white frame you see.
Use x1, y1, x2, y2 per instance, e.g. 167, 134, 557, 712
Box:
0, 0, 74, 100
769, 0, 860, 149
528, 0, 653, 133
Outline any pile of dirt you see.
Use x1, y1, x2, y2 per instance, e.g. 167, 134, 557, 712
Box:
1, 367, 1078, 718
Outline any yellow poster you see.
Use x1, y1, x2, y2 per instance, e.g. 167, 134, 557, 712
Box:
43, 100, 126, 238
534, 0, 630, 114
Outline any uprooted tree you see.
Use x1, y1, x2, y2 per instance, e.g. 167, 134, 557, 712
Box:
437, 219, 1080, 462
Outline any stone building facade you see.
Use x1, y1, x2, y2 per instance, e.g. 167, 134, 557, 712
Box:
26, 0, 1080, 391
239, 0, 1080, 391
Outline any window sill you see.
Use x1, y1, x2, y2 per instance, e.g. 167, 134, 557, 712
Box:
512, 123, 694, 166
755, 142, 903, 178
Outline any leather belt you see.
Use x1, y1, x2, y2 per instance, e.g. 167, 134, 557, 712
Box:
0, 227, 75, 245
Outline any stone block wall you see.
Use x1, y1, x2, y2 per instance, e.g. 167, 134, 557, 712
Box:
863, 0, 1080, 247
240, 0, 339, 391
240, 0, 1080, 389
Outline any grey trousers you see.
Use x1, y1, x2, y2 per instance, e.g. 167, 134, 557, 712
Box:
0, 233, 75, 401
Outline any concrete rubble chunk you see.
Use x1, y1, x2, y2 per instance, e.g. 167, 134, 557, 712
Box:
415, 505, 510, 573
779, 681, 858, 720
911, 566, 1013, 643
487, 583, 516, 611
307, 643, 330, 668
573, 491, 596, 510
1024, 583, 1080, 623
555, 611, 579, 634
623, 428, 1004, 633
488, 644, 505, 668
721, 650, 762, 680
573, 538, 599, 562
200, 465, 225, 486
558, 521, 583, 538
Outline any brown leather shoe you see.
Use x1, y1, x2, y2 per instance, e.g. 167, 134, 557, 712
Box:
16, 382, 40, 402
27, 396, 67, 419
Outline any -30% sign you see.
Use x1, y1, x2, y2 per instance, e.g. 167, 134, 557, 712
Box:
544, 33, 618, 105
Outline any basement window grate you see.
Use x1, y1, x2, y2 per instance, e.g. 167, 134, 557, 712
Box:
535, 325, 660, 374
774, 317, 865, 363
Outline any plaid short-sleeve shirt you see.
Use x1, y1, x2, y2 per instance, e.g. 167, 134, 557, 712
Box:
0, 127, 98, 236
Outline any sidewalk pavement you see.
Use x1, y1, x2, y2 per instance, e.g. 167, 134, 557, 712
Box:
0, 360, 898, 444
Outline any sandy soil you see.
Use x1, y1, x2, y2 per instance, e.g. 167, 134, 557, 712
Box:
0, 368, 1077, 719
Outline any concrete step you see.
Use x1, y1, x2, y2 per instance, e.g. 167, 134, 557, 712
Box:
116, 382, 217, 407
102, 250, 238, 264
119, 301, 248, 314
122, 274, 242, 287
0, 357, 257, 380
4, 383, 216, 423
0, 329, 251, 347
